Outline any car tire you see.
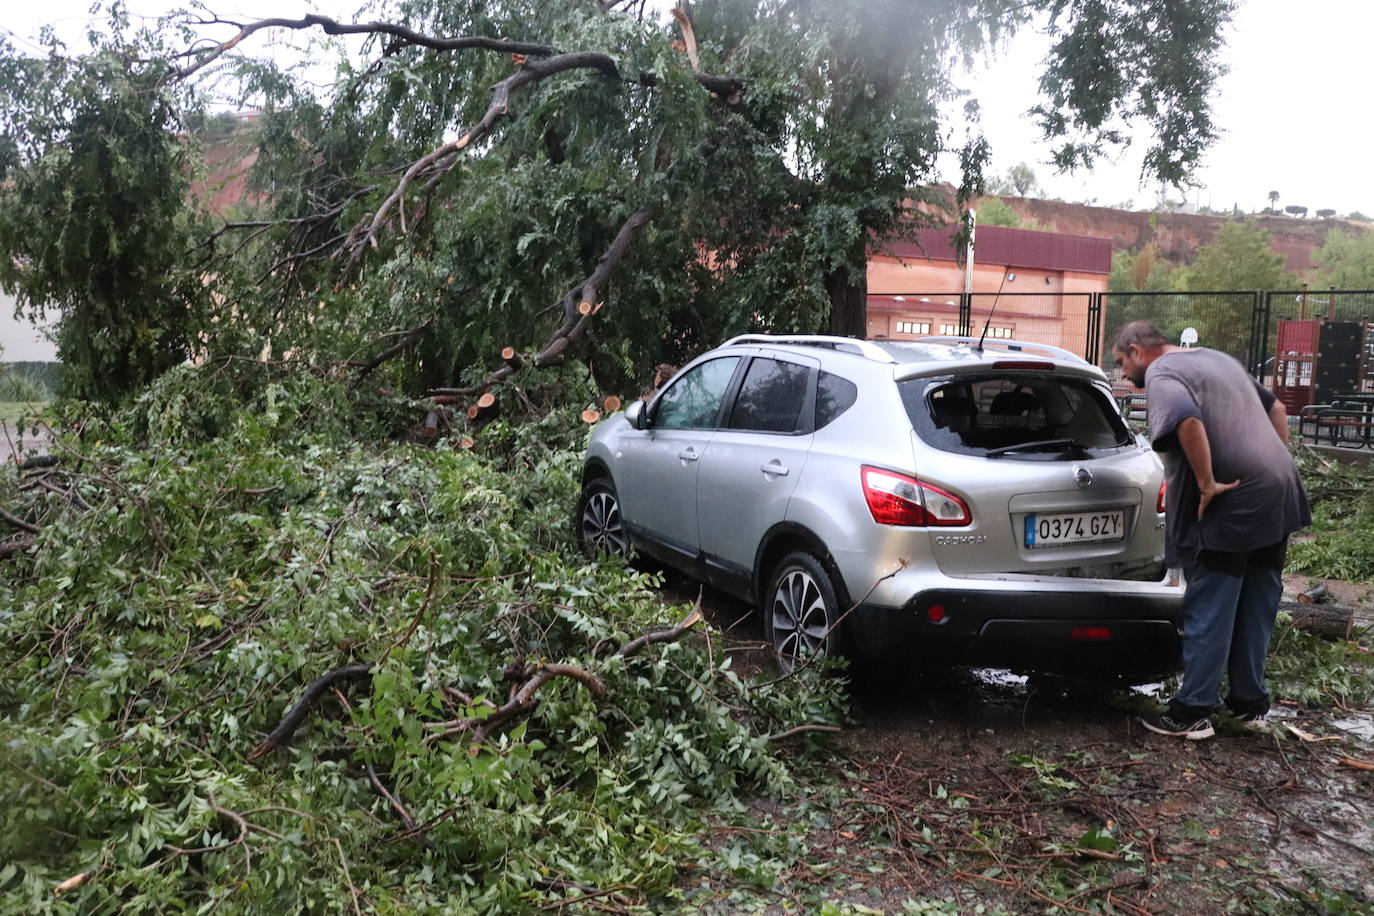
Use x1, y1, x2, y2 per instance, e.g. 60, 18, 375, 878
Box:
764, 551, 845, 673
575, 477, 632, 558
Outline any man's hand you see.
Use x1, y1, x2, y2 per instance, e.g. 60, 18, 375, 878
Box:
1198, 478, 1239, 519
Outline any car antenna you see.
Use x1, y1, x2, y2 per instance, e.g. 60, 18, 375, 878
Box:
975, 265, 1013, 353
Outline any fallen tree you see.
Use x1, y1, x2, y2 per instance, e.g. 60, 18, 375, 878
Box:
0, 1, 1236, 403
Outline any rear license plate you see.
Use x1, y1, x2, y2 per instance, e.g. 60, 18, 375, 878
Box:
1024, 510, 1125, 548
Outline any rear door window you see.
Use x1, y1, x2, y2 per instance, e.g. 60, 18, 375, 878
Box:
727, 357, 812, 433
900, 374, 1132, 458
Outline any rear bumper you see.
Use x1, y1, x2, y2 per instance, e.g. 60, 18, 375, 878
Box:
848, 586, 1182, 678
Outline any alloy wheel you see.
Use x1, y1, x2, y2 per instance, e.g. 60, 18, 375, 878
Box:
770, 568, 831, 667
580, 488, 629, 557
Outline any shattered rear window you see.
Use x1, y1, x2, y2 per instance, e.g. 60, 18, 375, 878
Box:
899, 374, 1133, 459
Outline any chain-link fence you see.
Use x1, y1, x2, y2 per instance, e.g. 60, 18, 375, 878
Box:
869, 288, 1374, 414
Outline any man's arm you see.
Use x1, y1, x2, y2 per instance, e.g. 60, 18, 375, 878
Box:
1268, 400, 1289, 445
1176, 416, 1239, 519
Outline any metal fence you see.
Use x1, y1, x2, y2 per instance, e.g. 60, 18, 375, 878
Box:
868, 289, 1374, 401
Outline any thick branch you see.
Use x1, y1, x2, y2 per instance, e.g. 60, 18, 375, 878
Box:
247, 663, 373, 761
346, 53, 622, 258
173, 14, 557, 81
431, 206, 655, 400
0, 539, 37, 560
0, 506, 40, 534
615, 600, 703, 659
353, 318, 434, 382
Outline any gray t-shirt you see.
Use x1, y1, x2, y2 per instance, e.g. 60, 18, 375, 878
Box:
1145, 348, 1311, 568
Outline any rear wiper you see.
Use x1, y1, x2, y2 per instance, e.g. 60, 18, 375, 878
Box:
984, 438, 1076, 457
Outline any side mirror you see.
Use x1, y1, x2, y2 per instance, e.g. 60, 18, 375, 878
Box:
625, 399, 650, 430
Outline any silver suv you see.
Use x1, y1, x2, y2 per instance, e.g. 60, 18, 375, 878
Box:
577, 334, 1183, 678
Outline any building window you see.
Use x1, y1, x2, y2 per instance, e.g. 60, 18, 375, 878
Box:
940, 324, 962, 335
895, 320, 930, 335
986, 326, 1014, 339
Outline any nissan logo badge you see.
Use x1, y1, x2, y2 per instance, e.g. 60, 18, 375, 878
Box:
1073, 466, 1093, 488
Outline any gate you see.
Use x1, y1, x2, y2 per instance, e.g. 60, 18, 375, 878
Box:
1093, 291, 1261, 372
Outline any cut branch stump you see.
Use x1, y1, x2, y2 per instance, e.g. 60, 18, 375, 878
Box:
1279, 600, 1356, 640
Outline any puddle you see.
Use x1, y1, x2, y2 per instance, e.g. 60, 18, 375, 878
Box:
971, 668, 1028, 689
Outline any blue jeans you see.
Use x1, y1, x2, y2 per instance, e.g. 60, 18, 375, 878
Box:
1169, 555, 1284, 719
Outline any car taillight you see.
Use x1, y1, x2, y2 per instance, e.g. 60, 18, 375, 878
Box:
1156, 481, 1167, 514
861, 466, 971, 527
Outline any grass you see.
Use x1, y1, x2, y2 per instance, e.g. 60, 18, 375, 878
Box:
0, 401, 47, 423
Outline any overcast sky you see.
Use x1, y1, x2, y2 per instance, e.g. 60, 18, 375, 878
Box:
3, 0, 1372, 360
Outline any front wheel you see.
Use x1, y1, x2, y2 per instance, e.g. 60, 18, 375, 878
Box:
764, 551, 844, 672
575, 477, 631, 558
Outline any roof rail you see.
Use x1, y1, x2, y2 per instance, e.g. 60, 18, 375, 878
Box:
915, 336, 1091, 367
722, 334, 896, 363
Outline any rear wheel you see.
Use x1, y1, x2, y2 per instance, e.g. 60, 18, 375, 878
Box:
764, 551, 843, 672
575, 477, 630, 558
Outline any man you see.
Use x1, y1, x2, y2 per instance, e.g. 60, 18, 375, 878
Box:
1111, 321, 1310, 740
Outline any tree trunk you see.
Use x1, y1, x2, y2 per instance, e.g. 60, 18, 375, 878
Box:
825, 241, 868, 339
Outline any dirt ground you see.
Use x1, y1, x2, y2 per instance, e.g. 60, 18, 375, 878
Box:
661, 574, 1374, 914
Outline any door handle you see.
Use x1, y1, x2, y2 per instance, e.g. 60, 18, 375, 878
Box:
760, 462, 790, 476
678, 448, 700, 462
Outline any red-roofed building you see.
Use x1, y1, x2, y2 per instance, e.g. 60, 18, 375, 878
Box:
866, 224, 1112, 355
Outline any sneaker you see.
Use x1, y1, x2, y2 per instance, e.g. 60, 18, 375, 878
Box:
1237, 712, 1271, 733
1139, 708, 1215, 740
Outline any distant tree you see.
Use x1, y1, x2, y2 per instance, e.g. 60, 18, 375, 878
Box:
1313, 228, 1374, 289
1316, 208, 1337, 220
1180, 220, 1294, 292
1284, 205, 1307, 218
1268, 190, 1280, 211
1347, 211, 1372, 222
1108, 244, 1177, 292
1007, 162, 1038, 196
1174, 220, 1294, 356
976, 197, 1022, 227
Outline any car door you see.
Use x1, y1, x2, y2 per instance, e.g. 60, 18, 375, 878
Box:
696, 354, 817, 596
616, 354, 744, 567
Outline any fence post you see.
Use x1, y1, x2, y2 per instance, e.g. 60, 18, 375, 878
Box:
1250, 291, 1273, 382
1086, 292, 1102, 364
958, 292, 971, 337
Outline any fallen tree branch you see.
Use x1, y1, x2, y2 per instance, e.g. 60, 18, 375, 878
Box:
0, 506, 40, 535
366, 764, 420, 835
431, 206, 655, 400
172, 14, 558, 81
767, 723, 843, 742
614, 599, 703, 659
248, 663, 373, 761
346, 52, 623, 258
425, 661, 608, 746
352, 317, 434, 382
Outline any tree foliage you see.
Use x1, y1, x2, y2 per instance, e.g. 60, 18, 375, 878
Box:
1108, 243, 1177, 293
0, 365, 846, 912
0, 9, 209, 401
1313, 227, 1374, 290
1178, 219, 1295, 293
0, 0, 1236, 402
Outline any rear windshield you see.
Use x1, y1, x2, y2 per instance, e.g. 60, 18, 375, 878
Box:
899, 374, 1133, 459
